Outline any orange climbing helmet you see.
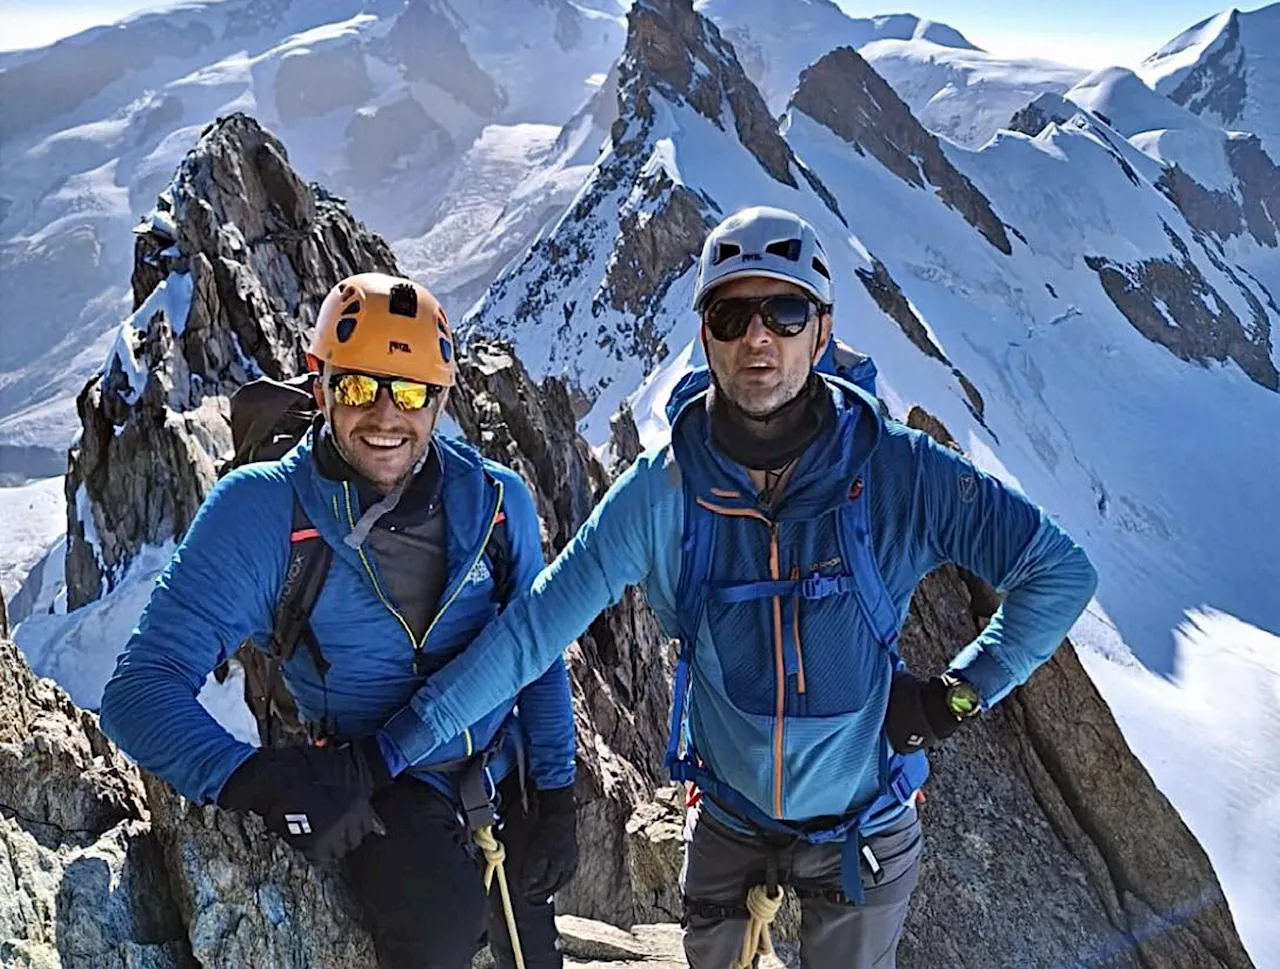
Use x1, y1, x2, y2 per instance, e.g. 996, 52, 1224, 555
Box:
307, 272, 456, 386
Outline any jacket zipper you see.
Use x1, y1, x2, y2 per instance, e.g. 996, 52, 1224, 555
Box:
341, 479, 505, 756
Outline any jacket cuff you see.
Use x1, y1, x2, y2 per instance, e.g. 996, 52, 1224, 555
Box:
368, 732, 402, 784
947, 640, 1017, 708
381, 707, 440, 771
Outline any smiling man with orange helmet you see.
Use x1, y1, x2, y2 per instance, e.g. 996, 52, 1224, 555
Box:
102, 272, 579, 969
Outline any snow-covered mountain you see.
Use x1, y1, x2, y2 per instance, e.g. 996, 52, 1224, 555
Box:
1139, 6, 1280, 157
698, 0, 1086, 149
0, 0, 626, 459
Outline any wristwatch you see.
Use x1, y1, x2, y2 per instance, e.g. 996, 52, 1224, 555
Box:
941, 673, 982, 720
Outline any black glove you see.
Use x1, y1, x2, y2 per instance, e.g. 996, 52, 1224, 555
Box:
884, 671, 966, 754
218, 741, 390, 865
519, 786, 580, 902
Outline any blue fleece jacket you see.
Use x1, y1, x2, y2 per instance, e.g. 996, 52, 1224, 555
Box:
99, 430, 576, 805
382, 374, 1098, 830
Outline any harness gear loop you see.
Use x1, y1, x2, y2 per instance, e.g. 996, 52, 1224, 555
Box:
474, 825, 526, 969
735, 883, 784, 969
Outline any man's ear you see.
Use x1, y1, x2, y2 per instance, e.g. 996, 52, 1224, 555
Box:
813, 311, 834, 365
310, 362, 327, 412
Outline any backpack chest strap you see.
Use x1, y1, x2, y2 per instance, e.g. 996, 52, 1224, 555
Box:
708, 573, 856, 604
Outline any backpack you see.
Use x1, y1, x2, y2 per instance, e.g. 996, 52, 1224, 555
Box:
219, 375, 514, 747
662, 340, 928, 905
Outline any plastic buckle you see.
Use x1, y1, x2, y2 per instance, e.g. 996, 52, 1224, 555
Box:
458, 762, 497, 833
889, 772, 916, 806
801, 574, 840, 600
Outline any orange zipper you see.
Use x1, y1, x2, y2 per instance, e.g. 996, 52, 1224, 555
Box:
697, 497, 787, 817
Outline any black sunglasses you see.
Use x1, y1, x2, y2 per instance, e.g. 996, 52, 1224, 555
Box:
702, 295, 827, 342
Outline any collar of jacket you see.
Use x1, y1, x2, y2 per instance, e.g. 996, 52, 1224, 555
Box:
279, 427, 502, 582
670, 373, 883, 520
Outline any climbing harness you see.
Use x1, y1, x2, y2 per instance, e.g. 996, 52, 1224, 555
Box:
458, 740, 527, 969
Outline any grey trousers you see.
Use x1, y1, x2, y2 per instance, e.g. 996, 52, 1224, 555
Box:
679, 804, 923, 969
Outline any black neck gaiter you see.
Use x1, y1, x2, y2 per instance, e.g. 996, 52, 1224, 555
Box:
708, 372, 835, 472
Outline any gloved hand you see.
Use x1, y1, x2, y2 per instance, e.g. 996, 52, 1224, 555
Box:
519, 785, 579, 902
217, 740, 391, 865
884, 671, 968, 754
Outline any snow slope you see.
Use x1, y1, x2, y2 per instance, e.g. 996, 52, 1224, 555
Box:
695, 0, 977, 112
0, 475, 65, 603
861, 39, 1086, 148
698, 1, 1084, 149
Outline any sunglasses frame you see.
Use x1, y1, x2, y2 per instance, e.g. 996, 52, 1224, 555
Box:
702, 294, 830, 342
329, 371, 443, 412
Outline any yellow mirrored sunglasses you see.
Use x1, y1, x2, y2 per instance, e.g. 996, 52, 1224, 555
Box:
330, 372, 442, 412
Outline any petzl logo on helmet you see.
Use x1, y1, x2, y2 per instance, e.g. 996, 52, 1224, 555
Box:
389, 340, 411, 353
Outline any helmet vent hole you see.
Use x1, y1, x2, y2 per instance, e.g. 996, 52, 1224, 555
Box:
439, 336, 453, 363
336, 317, 358, 343
388, 283, 418, 318
811, 257, 831, 280
765, 239, 802, 261
713, 242, 741, 265
341, 301, 361, 316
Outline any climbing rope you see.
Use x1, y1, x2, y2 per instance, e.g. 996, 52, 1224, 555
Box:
474, 824, 527, 969
735, 883, 784, 969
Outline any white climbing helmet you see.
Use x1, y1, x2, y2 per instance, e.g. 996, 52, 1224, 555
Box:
692, 206, 834, 311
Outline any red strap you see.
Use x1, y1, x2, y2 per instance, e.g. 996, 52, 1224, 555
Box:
290, 527, 321, 542
493, 510, 506, 525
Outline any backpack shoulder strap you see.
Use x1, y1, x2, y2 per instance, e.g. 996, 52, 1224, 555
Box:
484, 501, 514, 610
666, 452, 715, 775
838, 472, 902, 663
271, 496, 333, 664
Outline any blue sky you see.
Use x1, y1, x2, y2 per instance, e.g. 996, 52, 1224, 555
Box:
0, 0, 1271, 67
833, 1, 1271, 67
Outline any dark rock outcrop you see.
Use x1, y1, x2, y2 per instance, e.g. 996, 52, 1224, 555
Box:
1164, 11, 1246, 126
792, 47, 1012, 254
65, 113, 397, 608
272, 41, 374, 126
1007, 92, 1076, 138
1157, 135, 1280, 249
1086, 223, 1279, 392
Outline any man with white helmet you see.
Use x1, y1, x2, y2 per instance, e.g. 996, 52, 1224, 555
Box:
357, 208, 1099, 967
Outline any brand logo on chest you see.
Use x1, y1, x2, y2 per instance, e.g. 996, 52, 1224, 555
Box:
465, 557, 492, 586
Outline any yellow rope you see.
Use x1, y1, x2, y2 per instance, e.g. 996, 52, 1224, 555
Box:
735, 883, 784, 969
474, 825, 526, 969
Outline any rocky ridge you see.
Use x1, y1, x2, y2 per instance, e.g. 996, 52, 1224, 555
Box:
790, 46, 1012, 255
65, 114, 397, 610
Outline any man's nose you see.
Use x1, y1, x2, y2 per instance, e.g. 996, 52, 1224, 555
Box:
370, 387, 399, 417
743, 312, 773, 346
